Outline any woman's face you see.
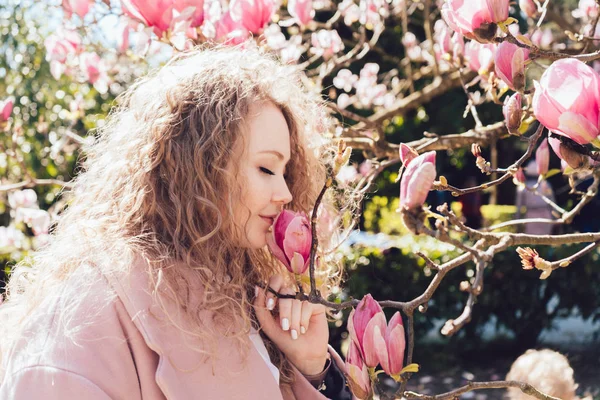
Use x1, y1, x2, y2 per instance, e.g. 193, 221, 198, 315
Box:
233, 102, 293, 249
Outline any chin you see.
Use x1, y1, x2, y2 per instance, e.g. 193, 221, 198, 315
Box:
243, 228, 268, 249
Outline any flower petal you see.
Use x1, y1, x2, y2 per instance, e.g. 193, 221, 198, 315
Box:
352, 294, 384, 349
403, 162, 437, 209
362, 312, 387, 367
266, 229, 290, 268
385, 312, 406, 375
290, 252, 308, 274
282, 215, 312, 263
557, 111, 599, 145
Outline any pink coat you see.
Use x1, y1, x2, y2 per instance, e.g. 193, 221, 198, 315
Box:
0, 257, 350, 399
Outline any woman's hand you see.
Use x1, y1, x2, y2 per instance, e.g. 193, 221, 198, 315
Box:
254, 274, 329, 376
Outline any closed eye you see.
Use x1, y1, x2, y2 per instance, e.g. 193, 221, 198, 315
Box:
259, 167, 275, 176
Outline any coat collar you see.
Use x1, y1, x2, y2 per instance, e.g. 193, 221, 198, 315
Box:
106, 255, 285, 400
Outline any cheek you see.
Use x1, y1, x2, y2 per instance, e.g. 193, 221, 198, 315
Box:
243, 170, 272, 211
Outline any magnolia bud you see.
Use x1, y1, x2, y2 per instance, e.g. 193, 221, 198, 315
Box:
503, 93, 523, 134
513, 167, 526, 186
471, 143, 482, 158
535, 138, 550, 176
548, 137, 590, 170
334, 142, 352, 174
519, 0, 538, 17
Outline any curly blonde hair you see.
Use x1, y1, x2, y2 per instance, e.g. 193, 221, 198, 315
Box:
1, 45, 358, 386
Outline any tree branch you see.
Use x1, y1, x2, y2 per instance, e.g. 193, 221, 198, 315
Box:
403, 380, 562, 400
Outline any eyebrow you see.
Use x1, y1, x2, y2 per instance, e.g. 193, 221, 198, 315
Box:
258, 150, 288, 161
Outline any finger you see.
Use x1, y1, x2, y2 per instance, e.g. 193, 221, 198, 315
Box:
300, 301, 314, 335
253, 286, 281, 339
278, 286, 295, 332
290, 299, 302, 340
266, 274, 284, 311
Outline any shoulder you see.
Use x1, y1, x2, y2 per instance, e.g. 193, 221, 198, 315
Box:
1, 264, 151, 399
2, 366, 113, 399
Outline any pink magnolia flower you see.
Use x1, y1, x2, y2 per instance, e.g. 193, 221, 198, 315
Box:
519, 0, 537, 18
266, 210, 312, 274
213, 11, 249, 44
337, 93, 351, 109
495, 41, 529, 91
1, 97, 14, 122
121, 0, 174, 37
346, 341, 372, 400
359, 0, 389, 27
173, 0, 205, 27
572, 0, 599, 19
8, 189, 37, 210
16, 208, 51, 236
530, 27, 553, 49
280, 35, 304, 63
339, 0, 361, 26
353, 63, 393, 107
310, 29, 344, 59
464, 41, 495, 75
0, 226, 26, 250
333, 69, 358, 92
121, 0, 204, 38
347, 294, 386, 368
79, 52, 104, 84
441, 0, 509, 42
434, 20, 464, 64
533, 58, 600, 145
434, 19, 453, 58
503, 92, 522, 134
535, 138, 549, 176
44, 28, 82, 63
229, 0, 275, 34
374, 312, 406, 376
62, 0, 92, 18
399, 151, 437, 210
288, 0, 314, 26
359, 160, 373, 177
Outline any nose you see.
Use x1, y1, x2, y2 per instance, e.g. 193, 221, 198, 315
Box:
272, 175, 293, 206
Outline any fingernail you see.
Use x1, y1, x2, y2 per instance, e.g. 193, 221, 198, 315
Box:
267, 298, 275, 310
281, 318, 290, 331
291, 329, 298, 340
300, 326, 306, 334
254, 286, 259, 298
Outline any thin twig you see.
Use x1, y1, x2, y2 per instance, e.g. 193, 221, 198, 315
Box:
549, 240, 600, 270
403, 380, 561, 400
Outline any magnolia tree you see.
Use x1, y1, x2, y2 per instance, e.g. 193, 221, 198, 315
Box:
2, 0, 600, 398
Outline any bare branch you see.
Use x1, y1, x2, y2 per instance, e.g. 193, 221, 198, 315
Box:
0, 179, 74, 192
549, 240, 600, 270
403, 380, 562, 400
357, 70, 475, 128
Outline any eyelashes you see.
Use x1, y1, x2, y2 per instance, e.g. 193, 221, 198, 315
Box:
259, 167, 275, 176
260, 167, 289, 180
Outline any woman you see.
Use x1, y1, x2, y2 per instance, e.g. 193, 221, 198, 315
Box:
0, 46, 356, 399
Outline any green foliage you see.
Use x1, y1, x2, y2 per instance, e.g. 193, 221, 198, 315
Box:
344, 197, 600, 351
0, 2, 119, 267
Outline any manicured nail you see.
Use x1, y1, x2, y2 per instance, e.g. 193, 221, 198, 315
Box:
281, 318, 290, 331
300, 326, 306, 334
267, 298, 275, 310
254, 286, 259, 298
291, 329, 298, 340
